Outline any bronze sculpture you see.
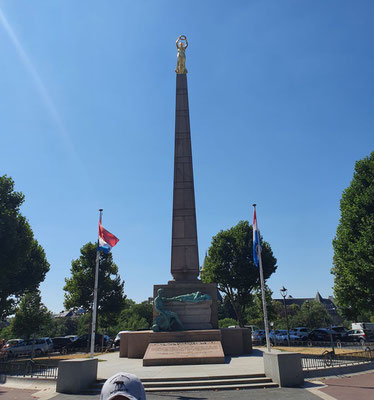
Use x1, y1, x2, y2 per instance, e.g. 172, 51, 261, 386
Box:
152, 289, 211, 332
152, 289, 184, 332
175, 35, 188, 74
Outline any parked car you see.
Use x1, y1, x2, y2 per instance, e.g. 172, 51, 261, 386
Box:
114, 331, 130, 348
351, 322, 374, 332
63, 333, 110, 353
289, 327, 311, 340
51, 337, 73, 353
268, 330, 300, 345
244, 325, 260, 332
2, 339, 24, 350
1, 337, 53, 358
330, 326, 349, 341
64, 335, 78, 342
251, 330, 266, 345
344, 329, 374, 345
306, 328, 341, 344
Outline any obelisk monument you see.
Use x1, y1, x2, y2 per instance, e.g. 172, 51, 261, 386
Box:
119, 37, 251, 361
171, 35, 199, 282
153, 36, 218, 329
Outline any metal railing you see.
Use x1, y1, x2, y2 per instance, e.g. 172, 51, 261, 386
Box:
0, 361, 58, 379
253, 338, 374, 350
302, 348, 374, 370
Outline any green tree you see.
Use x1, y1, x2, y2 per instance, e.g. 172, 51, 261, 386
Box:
11, 291, 53, 339
0, 325, 13, 341
52, 317, 79, 337
332, 152, 374, 319
218, 318, 237, 328
290, 301, 331, 329
244, 287, 277, 328
201, 220, 277, 326
217, 295, 237, 321
77, 313, 92, 337
115, 299, 153, 333
0, 175, 50, 318
63, 242, 125, 330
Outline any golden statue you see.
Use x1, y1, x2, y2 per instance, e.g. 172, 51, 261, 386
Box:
175, 35, 188, 74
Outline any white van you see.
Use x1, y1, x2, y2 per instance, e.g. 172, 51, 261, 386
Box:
351, 322, 374, 331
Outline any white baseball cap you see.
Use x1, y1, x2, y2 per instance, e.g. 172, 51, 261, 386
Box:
100, 372, 146, 400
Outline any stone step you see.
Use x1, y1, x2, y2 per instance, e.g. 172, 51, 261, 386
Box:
90, 374, 278, 393
143, 377, 274, 388
145, 382, 279, 392
140, 373, 266, 382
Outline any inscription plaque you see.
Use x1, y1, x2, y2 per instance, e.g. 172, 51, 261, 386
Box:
143, 341, 225, 366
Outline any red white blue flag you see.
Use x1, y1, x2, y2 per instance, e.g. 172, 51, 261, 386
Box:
98, 221, 119, 253
253, 207, 261, 267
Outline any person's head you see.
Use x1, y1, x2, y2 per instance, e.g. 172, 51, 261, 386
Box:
100, 372, 146, 400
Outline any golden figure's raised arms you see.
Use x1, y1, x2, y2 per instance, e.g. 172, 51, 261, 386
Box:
175, 35, 188, 74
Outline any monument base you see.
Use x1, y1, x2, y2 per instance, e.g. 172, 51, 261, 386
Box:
143, 341, 225, 366
119, 328, 251, 359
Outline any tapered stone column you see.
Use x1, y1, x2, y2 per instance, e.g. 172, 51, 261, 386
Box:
170, 73, 199, 281
152, 36, 218, 331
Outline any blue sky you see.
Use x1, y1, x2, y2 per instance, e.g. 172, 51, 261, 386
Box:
1, 0, 373, 313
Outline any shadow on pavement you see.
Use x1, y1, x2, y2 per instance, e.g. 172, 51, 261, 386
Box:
146, 396, 207, 400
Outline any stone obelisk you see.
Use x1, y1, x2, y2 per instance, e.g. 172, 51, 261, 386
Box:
171, 35, 199, 282
153, 36, 218, 330
119, 37, 251, 360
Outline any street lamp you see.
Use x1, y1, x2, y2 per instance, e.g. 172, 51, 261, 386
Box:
280, 286, 291, 346
305, 300, 310, 328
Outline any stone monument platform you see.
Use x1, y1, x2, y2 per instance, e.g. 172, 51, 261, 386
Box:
119, 328, 251, 360
143, 341, 225, 366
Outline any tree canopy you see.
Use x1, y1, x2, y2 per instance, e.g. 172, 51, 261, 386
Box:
63, 242, 125, 328
201, 220, 277, 326
0, 175, 50, 318
244, 294, 332, 330
114, 299, 153, 333
332, 152, 374, 319
11, 290, 53, 339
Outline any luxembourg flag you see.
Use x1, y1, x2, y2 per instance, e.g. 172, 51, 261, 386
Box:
253, 206, 261, 267
98, 221, 119, 253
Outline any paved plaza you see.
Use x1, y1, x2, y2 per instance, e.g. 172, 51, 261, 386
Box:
1, 350, 374, 400
3, 375, 374, 399
96, 350, 265, 380
0, 385, 323, 400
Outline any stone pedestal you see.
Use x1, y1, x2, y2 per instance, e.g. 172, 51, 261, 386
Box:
153, 282, 218, 329
143, 341, 225, 366
56, 359, 98, 394
120, 330, 222, 359
119, 328, 251, 359
263, 351, 304, 387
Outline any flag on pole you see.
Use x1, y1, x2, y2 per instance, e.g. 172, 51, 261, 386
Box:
253, 207, 261, 267
98, 221, 119, 253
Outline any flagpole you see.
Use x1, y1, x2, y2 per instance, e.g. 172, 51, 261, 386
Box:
90, 208, 102, 358
253, 204, 271, 353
